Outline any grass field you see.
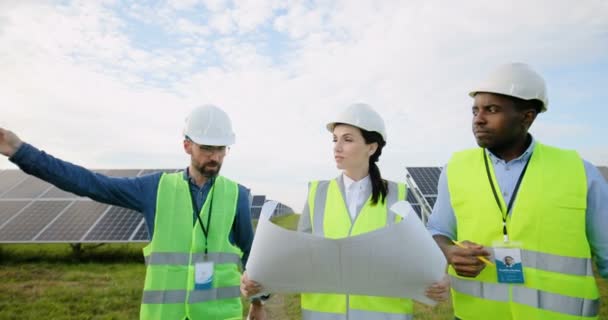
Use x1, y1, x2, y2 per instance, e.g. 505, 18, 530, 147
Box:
1, 214, 606, 319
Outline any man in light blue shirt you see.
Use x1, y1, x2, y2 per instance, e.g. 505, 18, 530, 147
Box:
428, 137, 608, 278
427, 63, 608, 319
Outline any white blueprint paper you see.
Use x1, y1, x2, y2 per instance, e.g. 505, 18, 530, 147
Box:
246, 201, 447, 305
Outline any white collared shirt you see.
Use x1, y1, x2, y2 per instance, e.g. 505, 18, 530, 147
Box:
342, 174, 371, 220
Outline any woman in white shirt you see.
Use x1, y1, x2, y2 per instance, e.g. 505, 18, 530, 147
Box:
242, 104, 448, 320
293, 103, 448, 320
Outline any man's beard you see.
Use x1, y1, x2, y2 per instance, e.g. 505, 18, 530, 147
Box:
198, 161, 222, 178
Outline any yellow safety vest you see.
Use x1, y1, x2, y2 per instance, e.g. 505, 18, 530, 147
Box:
301, 178, 414, 320
447, 143, 599, 320
140, 173, 243, 320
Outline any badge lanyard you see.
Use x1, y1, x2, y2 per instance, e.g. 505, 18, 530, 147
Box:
483, 150, 531, 243
193, 177, 216, 257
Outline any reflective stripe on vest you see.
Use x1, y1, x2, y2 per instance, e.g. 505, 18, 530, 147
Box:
145, 252, 242, 266
303, 179, 412, 318
520, 249, 593, 277
312, 180, 402, 237
142, 286, 241, 304
447, 143, 598, 320
140, 173, 242, 320
451, 277, 599, 317
302, 309, 414, 320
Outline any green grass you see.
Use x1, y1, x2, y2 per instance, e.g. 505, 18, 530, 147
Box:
1, 219, 607, 319
0, 244, 145, 320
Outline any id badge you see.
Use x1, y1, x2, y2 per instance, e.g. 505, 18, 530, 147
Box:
492, 241, 524, 284
194, 262, 214, 290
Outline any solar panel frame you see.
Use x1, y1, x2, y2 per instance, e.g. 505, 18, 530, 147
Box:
407, 167, 442, 196
425, 196, 437, 208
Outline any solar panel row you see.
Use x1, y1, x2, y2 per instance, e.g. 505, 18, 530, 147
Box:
0, 169, 293, 243
0, 169, 179, 243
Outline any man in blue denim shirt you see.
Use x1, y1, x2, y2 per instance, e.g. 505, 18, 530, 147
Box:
0, 104, 267, 319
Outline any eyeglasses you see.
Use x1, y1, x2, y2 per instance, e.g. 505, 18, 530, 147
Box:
199, 145, 228, 156
185, 136, 229, 156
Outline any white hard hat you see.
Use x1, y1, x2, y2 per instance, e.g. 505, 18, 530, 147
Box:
326, 103, 387, 141
469, 63, 548, 112
183, 105, 236, 146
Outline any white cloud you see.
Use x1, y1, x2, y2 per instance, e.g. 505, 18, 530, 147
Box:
202, 0, 230, 12
1, 0, 607, 208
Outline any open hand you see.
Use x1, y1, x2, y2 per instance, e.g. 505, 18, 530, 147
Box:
425, 274, 450, 302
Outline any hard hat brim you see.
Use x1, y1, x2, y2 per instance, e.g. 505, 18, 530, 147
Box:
187, 134, 235, 146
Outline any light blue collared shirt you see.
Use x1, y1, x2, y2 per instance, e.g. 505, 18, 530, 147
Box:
427, 138, 608, 278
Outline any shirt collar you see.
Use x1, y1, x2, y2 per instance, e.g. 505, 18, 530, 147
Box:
486, 135, 536, 164
342, 173, 370, 191
184, 167, 215, 188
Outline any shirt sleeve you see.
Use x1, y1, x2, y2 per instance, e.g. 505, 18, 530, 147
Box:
8, 143, 157, 215
426, 165, 457, 240
297, 182, 313, 233
583, 160, 608, 278
232, 184, 254, 268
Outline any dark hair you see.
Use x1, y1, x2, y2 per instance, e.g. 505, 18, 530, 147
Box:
360, 128, 387, 205
506, 95, 543, 114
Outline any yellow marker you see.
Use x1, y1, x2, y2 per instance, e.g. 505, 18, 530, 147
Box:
452, 240, 494, 266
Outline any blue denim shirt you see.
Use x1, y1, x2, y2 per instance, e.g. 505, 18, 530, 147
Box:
10, 143, 254, 266
427, 138, 608, 278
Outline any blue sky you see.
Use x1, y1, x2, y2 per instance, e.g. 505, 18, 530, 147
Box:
1, 0, 607, 209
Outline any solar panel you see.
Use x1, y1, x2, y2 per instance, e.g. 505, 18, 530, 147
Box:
411, 204, 421, 218
251, 195, 266, 206
139, 169, 177, 176
85, 206, 144, 241
407, 167, 442, 196
425, 196, 437, 208
0, 169, 291, 244
36, 201, 109, 241
406, 190, 417, 204
0, 201, 71, 241
41, 186, 81, 199
132, 222, 150, 241
0, 170, 28, 195
1, 175, 53, 199
0, 200, 31, 229
105, 169, 142, 177
598, 166, 608, 183
275, 203, 294, 216
250, 207, 262, 219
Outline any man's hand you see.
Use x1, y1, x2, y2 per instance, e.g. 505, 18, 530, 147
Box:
240, 272, 262, 298
247, 301, 267, 320
434, 236, 491, 278
0, 128, 23, 157
425, 274, 450, 302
